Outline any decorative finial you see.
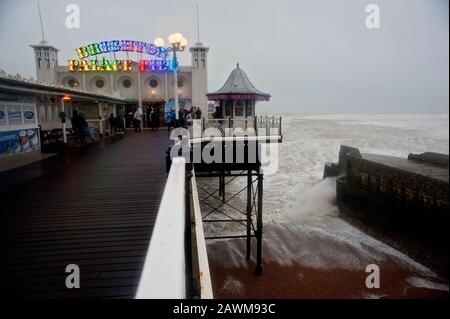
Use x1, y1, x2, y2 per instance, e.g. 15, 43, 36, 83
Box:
237, 62, 239, 69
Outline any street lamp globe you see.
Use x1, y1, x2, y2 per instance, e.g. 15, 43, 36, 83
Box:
154, 37, 165, 48
180, 38, 188, 48
168, 33, 177, 44
173, 33, 183, 44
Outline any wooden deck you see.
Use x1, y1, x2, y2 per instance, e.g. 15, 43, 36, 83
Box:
0, 131, 169, 298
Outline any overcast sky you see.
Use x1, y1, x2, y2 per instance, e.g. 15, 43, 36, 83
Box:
0, 0, 448, 113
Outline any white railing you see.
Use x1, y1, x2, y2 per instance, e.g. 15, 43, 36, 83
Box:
191, 172, 214, 299
135, 156, 213, 299
135, 157, 187, 299
188, 116, 282, 141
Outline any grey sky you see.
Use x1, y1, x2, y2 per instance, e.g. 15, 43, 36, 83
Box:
0, 0, 448, 113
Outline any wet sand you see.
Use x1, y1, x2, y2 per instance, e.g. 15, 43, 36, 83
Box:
206, 222, 449, 299
210, 262, 447, 299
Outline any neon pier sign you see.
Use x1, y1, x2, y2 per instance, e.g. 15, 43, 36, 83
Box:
68, 40, 177, 72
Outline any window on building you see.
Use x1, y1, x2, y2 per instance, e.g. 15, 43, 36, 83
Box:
177, 79, 184, 88
246, 101, 253, 117
122, 79, 132, 88
235, 100, 244, 117
7, 105, 23, 125
67, 79, 79, 88
46, 105, 53, 122
39, 105, 46, 123
95, 79, 105, 88
149, 79, 158, 88
53, 106, 59, 122
235, 106, 244, 117
225, 100, 233, 117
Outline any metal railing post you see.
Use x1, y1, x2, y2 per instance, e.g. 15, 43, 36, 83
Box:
246, 169, 252, 260
255, 169, 263, 276
279, 116, 282, 138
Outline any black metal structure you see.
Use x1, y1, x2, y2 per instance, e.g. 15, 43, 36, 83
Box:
192, 140, 265, 276
168, 115, 283, 277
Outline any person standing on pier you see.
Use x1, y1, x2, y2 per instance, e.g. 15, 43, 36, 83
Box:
109, 113, 116, 135
195, 106, 202, 119
151, 107, 159, 131
134, 108, 143, 132
166, 108, 176, 131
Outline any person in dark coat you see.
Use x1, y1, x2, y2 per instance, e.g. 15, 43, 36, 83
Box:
151, 107, 159, 131
116, 114, 126, 133
71, 110, 96, 143
109, 113, 116, 135
195, 107, 202, 119
213, 106, 221, 119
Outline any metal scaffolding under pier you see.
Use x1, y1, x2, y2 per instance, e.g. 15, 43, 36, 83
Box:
195, 167, 265, 276
172, 116, 283, 276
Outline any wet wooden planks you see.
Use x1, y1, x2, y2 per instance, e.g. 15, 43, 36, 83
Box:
0, 131, 169, 298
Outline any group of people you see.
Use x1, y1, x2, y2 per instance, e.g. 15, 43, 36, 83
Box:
177, 106, 203, 128
138, 105, 203, 132
70, 110, 127, 145
70, 110, 96, 144
71, 105, 204, 138
132, 106, 161, 132
108, 113, 126, 134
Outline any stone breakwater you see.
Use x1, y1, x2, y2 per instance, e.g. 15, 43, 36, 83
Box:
324, 145, 449, 278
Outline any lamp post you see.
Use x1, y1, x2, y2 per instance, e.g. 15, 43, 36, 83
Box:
61, 95, 71, 144
155, 33, 188, 121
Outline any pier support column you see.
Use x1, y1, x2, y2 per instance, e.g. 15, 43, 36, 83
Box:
246, 169, 252, 260
255, 170, 263, 276
219, 169, 225, 202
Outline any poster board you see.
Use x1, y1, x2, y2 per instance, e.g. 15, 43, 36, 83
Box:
0, 128, 40, 157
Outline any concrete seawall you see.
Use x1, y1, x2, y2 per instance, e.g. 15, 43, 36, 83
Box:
324, 146, 449, 278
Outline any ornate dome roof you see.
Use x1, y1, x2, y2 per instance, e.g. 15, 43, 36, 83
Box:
207, 63, 271, 101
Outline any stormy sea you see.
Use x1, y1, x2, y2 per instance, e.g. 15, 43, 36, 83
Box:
199, 113, 449, 298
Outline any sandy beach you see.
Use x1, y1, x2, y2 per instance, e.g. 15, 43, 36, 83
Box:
207, 222, 449, 299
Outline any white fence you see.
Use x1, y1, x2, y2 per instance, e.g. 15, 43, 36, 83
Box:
135, 157, 213, 299
135, 157, 187, 299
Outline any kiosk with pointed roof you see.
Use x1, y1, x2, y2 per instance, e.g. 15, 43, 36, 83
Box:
207, 63, 270, 119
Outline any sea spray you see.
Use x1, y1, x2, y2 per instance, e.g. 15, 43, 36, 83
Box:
286, 177, 339, 221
